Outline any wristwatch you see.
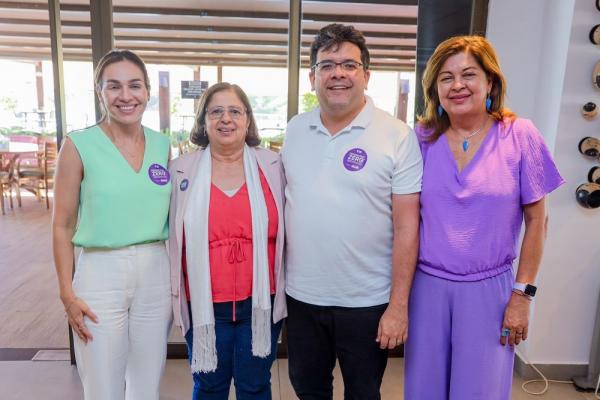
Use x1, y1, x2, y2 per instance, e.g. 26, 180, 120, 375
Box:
513, 282, 537, 297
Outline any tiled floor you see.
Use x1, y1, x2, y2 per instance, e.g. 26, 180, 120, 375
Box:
0, 357, 597, 399
1, 193, 598, 399
0, 196, 68, 349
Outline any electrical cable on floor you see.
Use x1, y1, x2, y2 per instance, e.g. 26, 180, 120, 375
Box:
519, 351, 576, 396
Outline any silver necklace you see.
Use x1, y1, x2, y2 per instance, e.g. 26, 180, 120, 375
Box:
454, 121, 488, 152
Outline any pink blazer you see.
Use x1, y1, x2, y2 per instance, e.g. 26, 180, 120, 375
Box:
167, 147, 287, 335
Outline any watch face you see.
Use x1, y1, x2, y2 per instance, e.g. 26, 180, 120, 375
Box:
524, 285, 537, 297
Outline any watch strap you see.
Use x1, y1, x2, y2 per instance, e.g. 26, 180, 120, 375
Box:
513, 282, 537, 297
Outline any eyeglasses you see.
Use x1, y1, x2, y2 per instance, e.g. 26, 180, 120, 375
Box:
206, 106, 247, 120
312, 60, 364, 73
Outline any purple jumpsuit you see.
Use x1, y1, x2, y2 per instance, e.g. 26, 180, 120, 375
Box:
405, 118, 564, 400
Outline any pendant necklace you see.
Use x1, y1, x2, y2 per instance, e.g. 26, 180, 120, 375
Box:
455, 120, 488, 152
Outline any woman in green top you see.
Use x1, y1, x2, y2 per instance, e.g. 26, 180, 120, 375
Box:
52, 50, 172, 400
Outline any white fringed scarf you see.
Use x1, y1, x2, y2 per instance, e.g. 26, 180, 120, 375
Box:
183, 144, 272, 373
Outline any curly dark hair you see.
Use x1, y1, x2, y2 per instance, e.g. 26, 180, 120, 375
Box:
310, 24, 370, 69
189, 82, 260, 148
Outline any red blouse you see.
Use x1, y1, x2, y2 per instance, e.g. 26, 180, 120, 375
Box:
182, 170, 278, 303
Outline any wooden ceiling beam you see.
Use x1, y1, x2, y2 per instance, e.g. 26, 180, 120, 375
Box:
0, 2, 416, 26
0, 30, 415, 51
306, 0, 417, 4
0, 39, 415, 59
0, 17, 414, 39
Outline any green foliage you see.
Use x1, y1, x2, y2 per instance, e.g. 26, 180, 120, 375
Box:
259, 132, 285, 152
0, 96, 17, 113
248, 96, 286, 115
302, 92, 319, 112
0, 127, 53, 137
161, 128, 189, 147
171, 96, 182, 116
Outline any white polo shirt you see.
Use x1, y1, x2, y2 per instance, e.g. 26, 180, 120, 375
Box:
282, 96, 423, 307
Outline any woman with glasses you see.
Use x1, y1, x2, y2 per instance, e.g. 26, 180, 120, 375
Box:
167, 82, 286, 400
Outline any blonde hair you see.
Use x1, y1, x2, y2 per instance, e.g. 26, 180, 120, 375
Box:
418, 35, 516, 142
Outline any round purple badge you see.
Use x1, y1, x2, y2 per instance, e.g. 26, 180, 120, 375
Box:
180, 178, 189, 191
343, 148, 368, 171
148, 163, 170, 185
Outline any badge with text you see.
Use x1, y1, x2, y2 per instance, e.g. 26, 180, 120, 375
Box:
148, 163, 170, 185
343, 148, 368, 171
180, 178, 189, 191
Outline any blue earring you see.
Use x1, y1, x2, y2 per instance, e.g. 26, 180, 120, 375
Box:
486, 95, 492, 111
437, 105, 444, 117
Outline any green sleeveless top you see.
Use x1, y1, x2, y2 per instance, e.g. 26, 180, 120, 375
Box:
70, 125, 171, 248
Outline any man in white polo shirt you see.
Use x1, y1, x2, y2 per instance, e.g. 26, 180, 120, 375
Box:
281, 24, 422, 399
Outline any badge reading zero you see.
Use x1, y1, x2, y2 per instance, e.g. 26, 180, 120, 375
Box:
343, 148, 368, 171
148, 163, 170, 185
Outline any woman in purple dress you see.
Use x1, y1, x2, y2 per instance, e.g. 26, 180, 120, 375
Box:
404, 36, 564, 400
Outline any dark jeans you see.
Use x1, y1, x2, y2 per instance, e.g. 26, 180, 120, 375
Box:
185, 297, 282, 400
286, 295, 389, 400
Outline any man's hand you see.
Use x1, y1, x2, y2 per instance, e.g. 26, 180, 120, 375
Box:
376, 304, 408, 349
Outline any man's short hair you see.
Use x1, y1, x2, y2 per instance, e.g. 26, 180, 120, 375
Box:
310, 24, 370, 70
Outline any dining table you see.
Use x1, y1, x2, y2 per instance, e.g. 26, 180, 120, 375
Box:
0, 142, 40, 161
1, 142, 40, 154
0, 141, 41, 178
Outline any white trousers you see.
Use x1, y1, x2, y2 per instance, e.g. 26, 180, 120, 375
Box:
72, 242, 173, 400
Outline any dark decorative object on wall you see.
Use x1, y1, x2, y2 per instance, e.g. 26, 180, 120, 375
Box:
594, 61, 600, 90
589, 166, 600, 184
579, 136, 600, 159
582, 102, 598, 120
591, 24, 600, 45
575, 183, 600, 209
597, 0, 600, 12
576, 142, 600, 209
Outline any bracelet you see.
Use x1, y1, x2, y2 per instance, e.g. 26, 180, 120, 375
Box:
511, 289, 532, 300
64, 297, 79, 312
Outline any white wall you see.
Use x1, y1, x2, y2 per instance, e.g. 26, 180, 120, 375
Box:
488, 0, 600, 366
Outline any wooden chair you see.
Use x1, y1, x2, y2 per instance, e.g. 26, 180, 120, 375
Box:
17, 140, 57, 209
0, 154, 21, 215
